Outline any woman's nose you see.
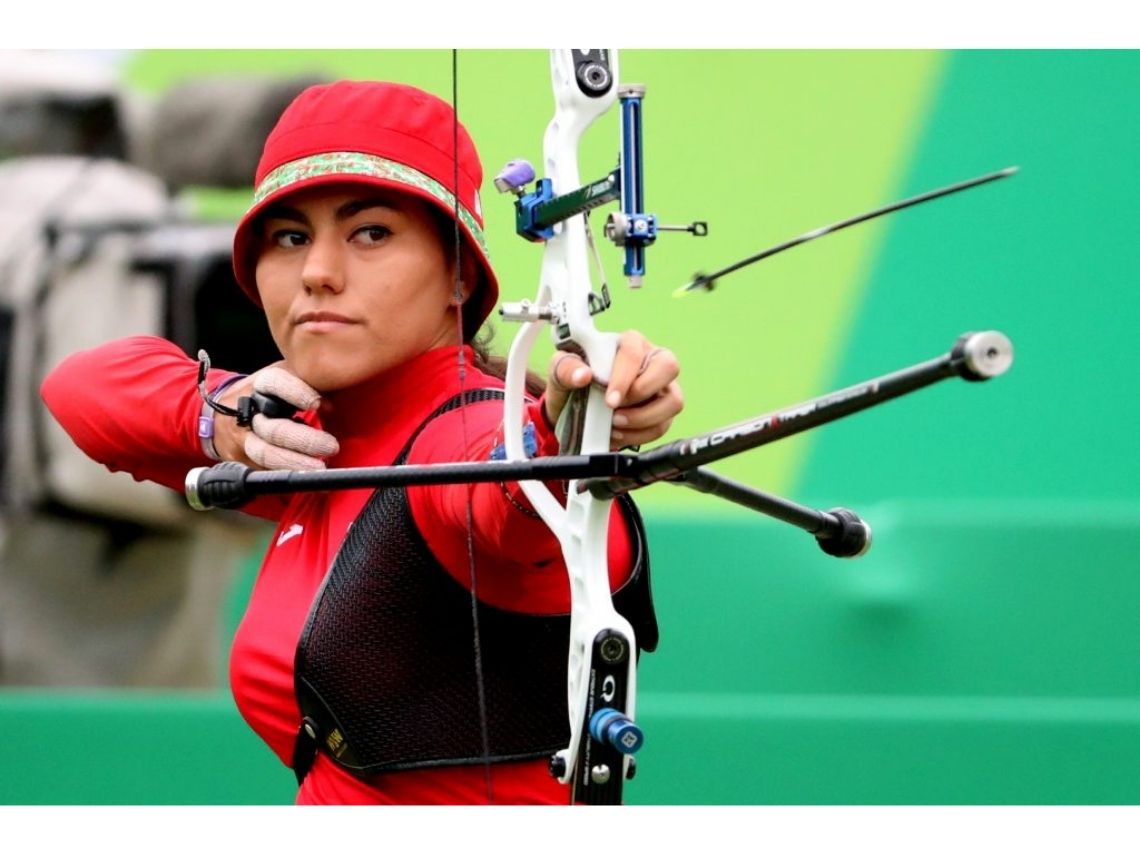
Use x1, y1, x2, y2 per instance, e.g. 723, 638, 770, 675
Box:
300, 233, 345, 294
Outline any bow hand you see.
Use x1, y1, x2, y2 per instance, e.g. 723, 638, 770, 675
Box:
544, 331, 683, 452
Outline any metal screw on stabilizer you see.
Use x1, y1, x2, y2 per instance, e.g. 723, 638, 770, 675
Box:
591, 764, 612, 784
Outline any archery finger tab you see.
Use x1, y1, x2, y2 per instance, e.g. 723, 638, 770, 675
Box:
253, 366, 322, 410
251, 414, 339, 458
244, 432, 328, 472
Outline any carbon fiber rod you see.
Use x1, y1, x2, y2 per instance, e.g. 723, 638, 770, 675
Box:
186, 455, 634, 511
674, 468, 835, 534
585, 330, 1013, 499
672, 467, 872, 558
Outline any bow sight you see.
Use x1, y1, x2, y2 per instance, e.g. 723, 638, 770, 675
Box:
495, 49, 706, 302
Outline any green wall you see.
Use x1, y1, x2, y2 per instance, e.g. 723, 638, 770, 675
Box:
798, 50, 1140, 504
4, 507, 1138, 804
2, 49, 1137, 805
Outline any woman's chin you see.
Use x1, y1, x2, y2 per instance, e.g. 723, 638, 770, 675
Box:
285, 358, 359, 395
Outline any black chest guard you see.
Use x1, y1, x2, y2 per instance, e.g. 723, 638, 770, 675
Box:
292, 390, 657, 783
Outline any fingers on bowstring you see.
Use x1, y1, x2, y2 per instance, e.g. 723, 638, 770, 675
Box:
253, 366, 322, 411
250, 414, 339, 460
244, 432, 328, 471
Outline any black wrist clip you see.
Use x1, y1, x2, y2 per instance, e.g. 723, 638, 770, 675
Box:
197, 350, 298, 428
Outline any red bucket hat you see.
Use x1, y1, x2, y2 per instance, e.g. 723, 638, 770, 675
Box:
231, 80, 499, 334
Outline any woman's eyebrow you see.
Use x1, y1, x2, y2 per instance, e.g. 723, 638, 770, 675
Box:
260, 197, 400, 226
336, 197, 400, 220
261, 204, 309, 226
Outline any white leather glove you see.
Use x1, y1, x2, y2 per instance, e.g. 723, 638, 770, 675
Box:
242, 367, 339, 471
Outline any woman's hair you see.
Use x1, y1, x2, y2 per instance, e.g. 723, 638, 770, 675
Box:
427, 206, 546, 399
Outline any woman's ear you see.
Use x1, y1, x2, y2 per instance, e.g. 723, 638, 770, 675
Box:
451, 252, 481, 305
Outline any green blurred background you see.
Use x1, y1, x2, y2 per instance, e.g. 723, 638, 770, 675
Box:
1, 49, 1137, 804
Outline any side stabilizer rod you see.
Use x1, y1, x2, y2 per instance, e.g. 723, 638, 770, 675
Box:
672, 467, 871, 558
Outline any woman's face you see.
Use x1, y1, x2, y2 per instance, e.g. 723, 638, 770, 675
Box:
254, 184, 466, 392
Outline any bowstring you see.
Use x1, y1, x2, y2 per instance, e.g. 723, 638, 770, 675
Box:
450, 48, 495, 804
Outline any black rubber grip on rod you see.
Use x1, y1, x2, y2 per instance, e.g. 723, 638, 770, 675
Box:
189, 461, 253, 510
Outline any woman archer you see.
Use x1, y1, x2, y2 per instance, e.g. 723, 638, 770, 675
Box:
42, 79, 682, 804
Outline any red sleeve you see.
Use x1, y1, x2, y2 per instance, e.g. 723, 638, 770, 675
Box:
40, 335, 285, 521
406, 396, 635, 613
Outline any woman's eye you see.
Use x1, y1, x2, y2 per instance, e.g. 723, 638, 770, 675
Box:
352, 225, 392, 245
270, 230, 308, 248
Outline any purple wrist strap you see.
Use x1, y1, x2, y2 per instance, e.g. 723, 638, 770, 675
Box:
198, 374, 248, 459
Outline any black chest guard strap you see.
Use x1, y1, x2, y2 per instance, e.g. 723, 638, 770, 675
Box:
291, 389, 657, 784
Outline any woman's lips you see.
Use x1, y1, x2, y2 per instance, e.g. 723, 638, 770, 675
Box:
295, 311, 358, 332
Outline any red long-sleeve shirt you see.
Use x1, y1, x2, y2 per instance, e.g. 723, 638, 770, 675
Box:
41, 337, 637, 804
